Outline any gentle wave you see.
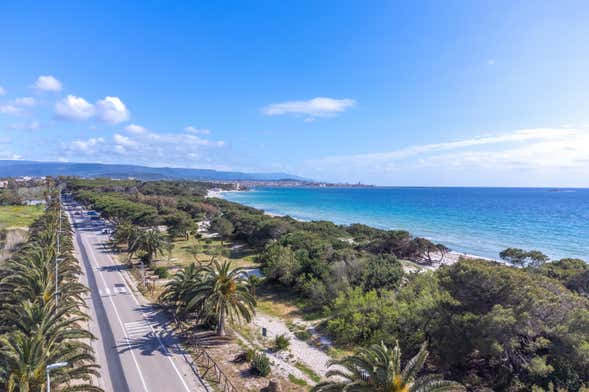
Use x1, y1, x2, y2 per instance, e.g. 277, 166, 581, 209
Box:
222, 187, 589, 261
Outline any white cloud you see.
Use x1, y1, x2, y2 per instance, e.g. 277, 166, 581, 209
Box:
13, 97, 36, 107
95, 96, 130, 124
113, 133, 136, 147
0, 86, 5, 96
54, 95, 129, 124
0, 97, 37, 116
0, 152, 22, 160
114, 145, 126, 154
487, 59, 496, 65
0, 104, 23, 115
63, 129, 225, 167
316, 128, 583, 165
68, 137, 104, 152
184, 126, 211, 135
125, 124, 146, 134
8, 120, 41, 131
304, 128, 589, 186
34, 75, 62, 92
262, 97, 356, 119
55, 95, 95, 120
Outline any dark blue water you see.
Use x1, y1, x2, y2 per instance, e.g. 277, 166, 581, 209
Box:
222, 187, 589, 260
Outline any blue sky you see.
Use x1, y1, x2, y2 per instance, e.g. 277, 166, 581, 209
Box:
1, 1, 589, 186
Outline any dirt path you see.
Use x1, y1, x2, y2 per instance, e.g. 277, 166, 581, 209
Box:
251, 313, 333, 379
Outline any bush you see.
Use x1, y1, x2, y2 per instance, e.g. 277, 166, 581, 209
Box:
153, 266, 170, 278
245, 348, 256, 362
274, 334, 290, 351
251, 352, 271, 377
294, 330, 312, 341
288, 374, 307, 386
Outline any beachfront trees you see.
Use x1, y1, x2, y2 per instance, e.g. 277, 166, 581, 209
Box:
499, 247, 528, 264
185, 260, 255, 336
165, 212, 194, 240
260, 242, 300, 285
430, 259, 589, 390
363, 254, 404, 291
312, 341, 465, 392
211, 216, 234, 241
421, 242, 450, 264
326, 288, 393, 345
499, 247, 549, 267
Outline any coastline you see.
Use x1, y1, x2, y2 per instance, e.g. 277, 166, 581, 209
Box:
207, 189, 498, 267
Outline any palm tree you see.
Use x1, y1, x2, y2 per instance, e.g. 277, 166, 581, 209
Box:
131, 229, 166, 264
112, 221, 140, 251
186, 260, 256, 336
159, 263, 202, 318
0, 330, 101, 392
312, 341, 465, 392
0, 188, 102, 392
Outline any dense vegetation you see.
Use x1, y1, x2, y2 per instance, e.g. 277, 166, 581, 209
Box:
65, 178, 589, 390
313, 341, 464, 392
0, 187, 101, 391
0, 178, 47, 206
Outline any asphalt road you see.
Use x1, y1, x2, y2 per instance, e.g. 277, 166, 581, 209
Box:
67, 205, 208, 392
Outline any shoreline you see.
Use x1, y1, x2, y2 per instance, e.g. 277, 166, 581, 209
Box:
207, 189, 498, 266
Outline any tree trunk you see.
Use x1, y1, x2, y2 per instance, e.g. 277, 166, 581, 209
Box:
217, 309, 226, 336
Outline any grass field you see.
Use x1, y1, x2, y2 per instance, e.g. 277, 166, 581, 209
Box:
159, 237, 259, 270
0, 205, 44, 228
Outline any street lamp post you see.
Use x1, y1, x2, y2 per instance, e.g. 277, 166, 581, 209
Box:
46, 361, 68, 392
54, 257, 64, 303
55, 188, 62, 305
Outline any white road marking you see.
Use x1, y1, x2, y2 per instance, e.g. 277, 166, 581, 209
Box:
114, 285, 128, 294
124, 321, 153, 338
82, 235, 150, 392
96, 235, 193, 392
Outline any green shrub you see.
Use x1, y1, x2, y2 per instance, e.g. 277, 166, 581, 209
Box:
294, 330, 312, 341
294, 361, 321, 383
245, 348, 256, 362
274, 334, 291, 351
251, 352, 271, 377
288, 374, 307, 386
153, 266, 170, 278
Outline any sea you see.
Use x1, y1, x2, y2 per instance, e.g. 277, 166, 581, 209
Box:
221, 187, 589, 261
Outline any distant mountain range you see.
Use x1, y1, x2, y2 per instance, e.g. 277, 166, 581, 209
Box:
0, 160, 309, 182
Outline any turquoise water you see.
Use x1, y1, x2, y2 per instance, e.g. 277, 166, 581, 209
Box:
222, 187, 589, 260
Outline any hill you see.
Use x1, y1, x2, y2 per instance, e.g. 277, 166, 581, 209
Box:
0, 160, 308, 182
